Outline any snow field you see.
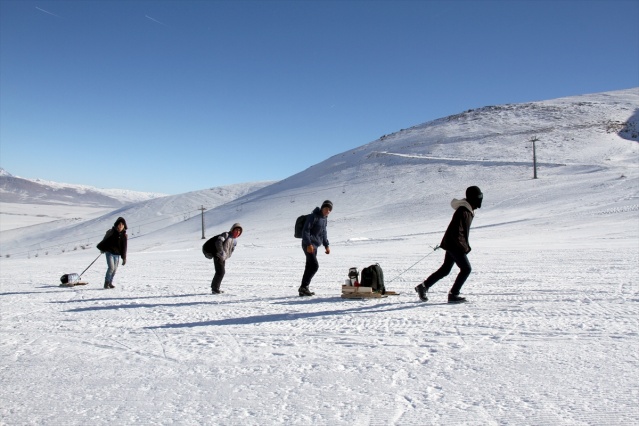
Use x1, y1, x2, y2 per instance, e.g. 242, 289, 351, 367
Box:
1, 234, 637, 425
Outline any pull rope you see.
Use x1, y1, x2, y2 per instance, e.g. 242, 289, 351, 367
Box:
386, 245, 440, 284
79, 253, 103, 277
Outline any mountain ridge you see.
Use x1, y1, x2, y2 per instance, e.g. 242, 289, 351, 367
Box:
1, 88, 637, 257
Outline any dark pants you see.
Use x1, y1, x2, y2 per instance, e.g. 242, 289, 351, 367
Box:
301, 247, 319, 288
424, 250, 472, 295
211, 257, 226, 292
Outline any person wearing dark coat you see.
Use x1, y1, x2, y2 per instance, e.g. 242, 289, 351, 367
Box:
415, 187, 483, 303
96, 217, 128, 289
299, 200, 332, 296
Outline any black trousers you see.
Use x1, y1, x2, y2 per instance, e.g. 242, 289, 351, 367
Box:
424, 250, 472, 295
211, 257, 226, 292
301, 247, 319, 288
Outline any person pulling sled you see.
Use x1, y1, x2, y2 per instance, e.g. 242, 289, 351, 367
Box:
415, 186, 483, 303
97, 217, 128, 289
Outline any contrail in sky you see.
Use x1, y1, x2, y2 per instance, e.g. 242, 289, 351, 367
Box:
35, 6, 60, 17
145, 15, 167, 26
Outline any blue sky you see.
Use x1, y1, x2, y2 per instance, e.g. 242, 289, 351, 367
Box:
1, 0, 638, 194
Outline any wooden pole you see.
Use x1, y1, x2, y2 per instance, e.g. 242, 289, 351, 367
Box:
200, 205, 206, 239
531, 136, 539, 179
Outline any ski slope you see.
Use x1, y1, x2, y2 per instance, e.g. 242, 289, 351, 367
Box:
1, 89, 638, 425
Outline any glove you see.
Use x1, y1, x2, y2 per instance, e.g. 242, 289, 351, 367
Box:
325, 246, 331, 255
122, 259, 126, 266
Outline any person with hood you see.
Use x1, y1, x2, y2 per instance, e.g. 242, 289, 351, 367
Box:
97, 217, 128, 289
415, 186, 483, 303
299, 200, 332, 296
205, 223, 243, 294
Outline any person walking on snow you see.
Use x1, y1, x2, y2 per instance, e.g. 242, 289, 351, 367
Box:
97, 217, 128, 289
415, 186, 483, 303
206, 223, 243, 294
299, 200, 332, 296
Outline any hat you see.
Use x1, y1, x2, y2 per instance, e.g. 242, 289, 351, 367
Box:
465, 186, 483, 209
114, 217, 128, 230
230, 223, 243, 236
321, 200, 333, 211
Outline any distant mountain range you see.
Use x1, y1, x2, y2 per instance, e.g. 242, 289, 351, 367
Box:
0, 168, 167, 207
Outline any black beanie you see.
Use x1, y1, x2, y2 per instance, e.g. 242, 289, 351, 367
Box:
466, 186, 483, 209
321, 200, 333, 211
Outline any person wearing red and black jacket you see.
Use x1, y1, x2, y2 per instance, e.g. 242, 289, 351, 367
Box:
415, 186, 483, 304
97, 217, 128, 289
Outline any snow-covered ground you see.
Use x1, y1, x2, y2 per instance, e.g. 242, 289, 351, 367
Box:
1, 89, 638, 425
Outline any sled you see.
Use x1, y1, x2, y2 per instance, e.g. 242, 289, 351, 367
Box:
341, 285, 387, 299
59, 281, 89, 287
341, 292, 387, 299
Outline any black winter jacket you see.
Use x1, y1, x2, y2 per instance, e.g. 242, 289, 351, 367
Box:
97, 227, 128, 261
439, 199, 474, 254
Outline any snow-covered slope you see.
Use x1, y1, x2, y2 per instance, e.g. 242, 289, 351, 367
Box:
121, 88, 638, 253
0, 181, 275, 257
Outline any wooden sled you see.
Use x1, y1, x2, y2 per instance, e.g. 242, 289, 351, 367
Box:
341, 285, 387, 299
341, 285, 399, 299
59, 281, 89, 287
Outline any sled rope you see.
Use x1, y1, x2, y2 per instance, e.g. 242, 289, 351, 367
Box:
386, 245, 440, 284
79, 253, 103, 277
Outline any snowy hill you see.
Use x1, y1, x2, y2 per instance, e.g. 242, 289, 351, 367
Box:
0, 168, 166, 207
0, 181, 275, 257
122, 88, 638, 253
1, 89, 638, 425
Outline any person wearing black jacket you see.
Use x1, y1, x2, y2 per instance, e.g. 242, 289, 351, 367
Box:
96, 217, 128, 289
299, 200, 332, 296
415, 187, 483, 303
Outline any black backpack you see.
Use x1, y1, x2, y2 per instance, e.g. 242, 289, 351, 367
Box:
359, 263, 385, 294
202, 233, 223, 259
294, 214, 309, 239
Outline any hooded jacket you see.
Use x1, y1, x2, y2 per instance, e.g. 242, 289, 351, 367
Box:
214, 223, 243, 261
97, 224, 128, 261
439, 199, 475, 254
301, 207, 329, 249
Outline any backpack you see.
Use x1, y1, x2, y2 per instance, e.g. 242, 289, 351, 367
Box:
202, 233, 223, 259
294, 214, 309, 238
359, 263, 385, 294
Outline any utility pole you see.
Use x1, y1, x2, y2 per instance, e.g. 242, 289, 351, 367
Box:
530, 136, 539, 179
200, 205, 206, 239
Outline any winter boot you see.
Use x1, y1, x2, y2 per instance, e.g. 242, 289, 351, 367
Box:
448, 293, 466, 304
415, 283, 428, 302
104, 281, 114, 289
212, 289, 224, 294
298, 286, 315, 297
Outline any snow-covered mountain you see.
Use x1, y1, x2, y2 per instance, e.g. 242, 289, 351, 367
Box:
124, 87, 637, 253
0, 168, 166, 206
1, 88, 637, 258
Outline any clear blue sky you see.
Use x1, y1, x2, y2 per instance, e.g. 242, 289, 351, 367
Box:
1, 0, 638, 194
